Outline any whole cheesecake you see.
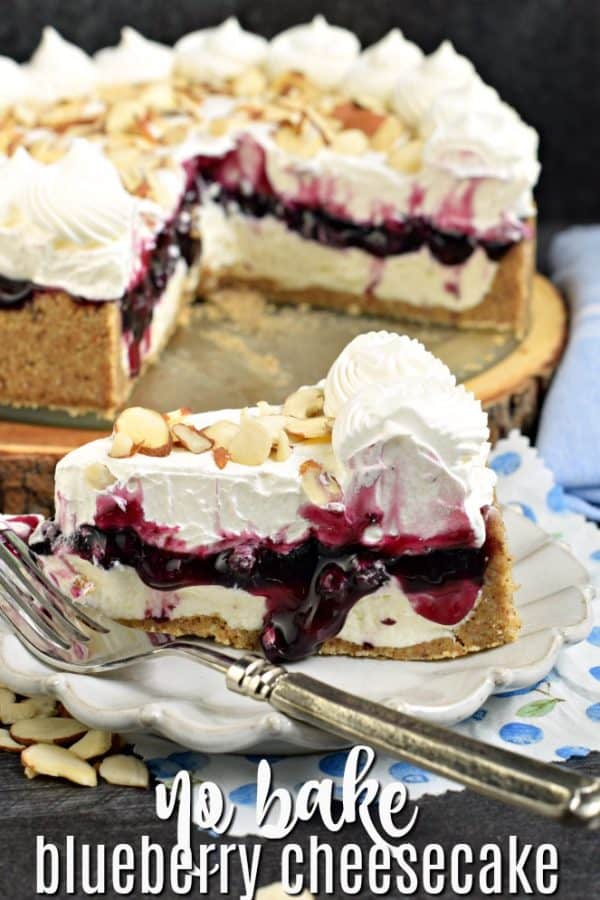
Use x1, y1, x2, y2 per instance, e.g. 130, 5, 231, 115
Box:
30, 332, 519, 662
0, 19, 539, 414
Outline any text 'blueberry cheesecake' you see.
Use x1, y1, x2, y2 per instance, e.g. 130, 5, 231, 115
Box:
30, 332, 519, 663
0, 18, 539, 415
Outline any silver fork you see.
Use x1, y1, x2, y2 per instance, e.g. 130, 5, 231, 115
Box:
0, 528, 599, 826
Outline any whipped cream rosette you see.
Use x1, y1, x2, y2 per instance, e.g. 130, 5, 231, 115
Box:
174, 18, 267, 87
95, 27, 173, 84
266, 15, 360, 89
24, 27, 98, 104
344, 29, 423, 107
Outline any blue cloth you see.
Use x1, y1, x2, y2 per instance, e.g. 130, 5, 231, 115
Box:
537, 227, 600, 520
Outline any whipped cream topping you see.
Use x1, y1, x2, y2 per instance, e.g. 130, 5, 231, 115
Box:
344, 29, 423, 106
333, 375, 494, 547
95, 27, 173, 84
55, 406, 333, 549
0, 56, 28, 110
55, 331, 494, 552
174, 17, 268, 86
0, 140, 141, 299
392, 40, 477, 127
266, 15, 359, 89
424, 105, 541, 185
24, 27, 98, 104
323, 331, 456, 417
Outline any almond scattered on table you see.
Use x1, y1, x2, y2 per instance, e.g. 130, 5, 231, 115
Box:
21, 743, 98, 787
10, 716, 88, 746
0, 694, 57, 724
69, 729, 113, 761
99, 754, 150, 789
0, 727, 24, 752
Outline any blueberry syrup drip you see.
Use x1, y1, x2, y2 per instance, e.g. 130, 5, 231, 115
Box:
194, 146, 516, 265
50, 516, 489, 663
122, 179, 202, 376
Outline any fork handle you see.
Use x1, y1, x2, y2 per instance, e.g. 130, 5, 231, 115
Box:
226, 656, 600, 826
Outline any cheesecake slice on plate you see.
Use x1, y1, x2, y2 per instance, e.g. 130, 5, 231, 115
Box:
35, 331, 518, 662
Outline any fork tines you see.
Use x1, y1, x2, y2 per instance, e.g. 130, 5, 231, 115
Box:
0, 527, 108, 650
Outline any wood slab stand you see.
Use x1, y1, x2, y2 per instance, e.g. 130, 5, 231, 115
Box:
0, 275, 566, 516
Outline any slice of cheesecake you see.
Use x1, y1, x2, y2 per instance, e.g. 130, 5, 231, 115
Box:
36, 331, 518, 662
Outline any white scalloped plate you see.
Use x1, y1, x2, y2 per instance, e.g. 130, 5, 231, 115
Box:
0, 507, 593, 753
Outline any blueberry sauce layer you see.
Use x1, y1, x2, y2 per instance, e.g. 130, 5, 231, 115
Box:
38, 520, 491, 663
123, 176, 201, 375
194, 145, 516, 265
0, 178, 202, 377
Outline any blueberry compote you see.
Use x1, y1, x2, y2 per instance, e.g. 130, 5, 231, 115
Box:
122, 178, 201, 375
193, 141, 517, 266
57, 510, 492, 663
0, 276, 36, 307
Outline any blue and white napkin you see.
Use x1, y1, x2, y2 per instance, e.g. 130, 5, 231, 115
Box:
537, 226, 600, 520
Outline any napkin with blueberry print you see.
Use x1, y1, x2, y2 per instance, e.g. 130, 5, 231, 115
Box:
135, 431, 600, 837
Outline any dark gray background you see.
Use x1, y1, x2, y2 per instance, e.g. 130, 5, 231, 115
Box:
1, 0, 599, 222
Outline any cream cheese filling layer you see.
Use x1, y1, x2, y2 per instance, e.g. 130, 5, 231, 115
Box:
199, 202, 498, 311
54, 555, 461, 650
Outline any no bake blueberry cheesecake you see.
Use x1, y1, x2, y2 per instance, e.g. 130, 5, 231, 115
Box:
0, 18, 539, 415
30, 333, 518, 662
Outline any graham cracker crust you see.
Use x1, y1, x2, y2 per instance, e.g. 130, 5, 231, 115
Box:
204, 232, 535, 339
0, 276, 194, 417
120, 506, 519, 662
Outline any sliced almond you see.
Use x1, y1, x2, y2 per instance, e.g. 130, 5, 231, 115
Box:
330, 128, 369, 156
300, 460, 343, 506
114, 406, 172, 457
273, 430, 292, 462
283, 386, 324, 419
331, 102, 386, 137
370, 115, 408, 152
84, 462, 117, 491
11, 716, 87, 746
0, 727, 24, 752
21, 743, 97, 787
0, 686, 15, 707
254, 414, 287, 442
388, 139, 423, 174
70, 729, 113, 761
213, 446, 231, 470
164, 407, 192, 427
257, 884, 313, 900
106, 99, 144, 135
231, 66, 267, 97
108, 430, 136, 459
257, 400, 280, 416
99, 754, 149, 789
203, 419, 239, 450
171, 423, 213, 454
0, 695, 57, 725
229, 418, 273, 466
284, 416, 332, 441
275, 123, 324, 158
